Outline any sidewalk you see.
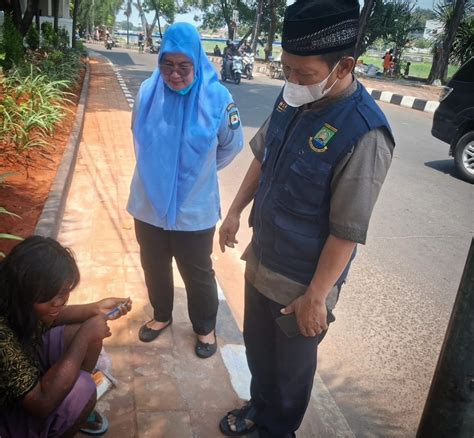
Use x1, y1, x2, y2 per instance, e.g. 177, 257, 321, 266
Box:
58, 56, 354, 437
59, 57, 243, 437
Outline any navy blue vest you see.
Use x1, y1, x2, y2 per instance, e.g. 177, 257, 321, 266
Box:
251, 83, 393, 285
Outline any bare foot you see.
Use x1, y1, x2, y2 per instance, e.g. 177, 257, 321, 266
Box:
198, 331, 216, 344
146, 319, 171, 330
227, 413, 255, 433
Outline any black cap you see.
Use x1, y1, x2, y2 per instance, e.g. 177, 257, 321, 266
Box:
282, 0, 360, 56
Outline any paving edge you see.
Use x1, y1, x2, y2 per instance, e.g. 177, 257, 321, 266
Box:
208, 55, 440, 114
34, 58, 91, 238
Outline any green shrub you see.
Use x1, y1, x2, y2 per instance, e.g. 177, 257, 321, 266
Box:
0, 14, 25, 72
0, 65, 72, 156
25, 25, 40, 50
0, 173, 23, 257
40, 22, 58, 50
57, 27, 70, 50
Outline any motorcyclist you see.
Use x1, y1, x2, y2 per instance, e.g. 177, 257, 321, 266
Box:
138, 32, 144, 52
240, 40, 253, 55
224, 42, 239, 78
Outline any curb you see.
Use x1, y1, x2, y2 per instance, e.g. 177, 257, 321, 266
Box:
34, 58, 91, 238
208, 56, 440, 114
365, 88, 440, 114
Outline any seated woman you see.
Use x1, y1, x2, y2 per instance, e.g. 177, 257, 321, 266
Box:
0, 236, 132, 437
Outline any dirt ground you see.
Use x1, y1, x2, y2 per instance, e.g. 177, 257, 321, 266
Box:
0, 66, 85, 256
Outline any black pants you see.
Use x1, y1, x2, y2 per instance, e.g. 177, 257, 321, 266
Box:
243, 281, 326, 438
134, 219, 218, 335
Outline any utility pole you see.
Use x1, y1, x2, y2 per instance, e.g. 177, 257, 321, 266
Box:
417, 238, 474, 437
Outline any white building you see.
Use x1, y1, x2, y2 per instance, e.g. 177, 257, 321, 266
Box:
424, 19, 444, 41
0, 0, 73, 46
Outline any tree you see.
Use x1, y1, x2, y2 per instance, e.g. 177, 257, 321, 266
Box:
451, 14, 474, 65
355, 0, 376, 59
385, 0, 421, 73
76, 0, 122, 33
134, 0, 178, 43
123, 0, 132, 46
195, 0, 253, 39
354, 0, 393, 59
428, 0, 470, 83
260, 0, 285, 60
0, 0, 40, 36
413, 7, 436, 30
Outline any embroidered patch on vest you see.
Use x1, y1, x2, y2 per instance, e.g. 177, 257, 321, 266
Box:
228, 109, 240, 130
277, 100, 288, 112
308, 123, 338, 152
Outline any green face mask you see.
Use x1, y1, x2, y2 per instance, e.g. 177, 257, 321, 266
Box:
167, 77, 197, 95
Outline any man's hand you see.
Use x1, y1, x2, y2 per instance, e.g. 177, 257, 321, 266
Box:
219, 213, 240, 252
281, 294, 327, 337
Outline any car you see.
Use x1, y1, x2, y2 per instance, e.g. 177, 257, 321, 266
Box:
431, 57, 474, 183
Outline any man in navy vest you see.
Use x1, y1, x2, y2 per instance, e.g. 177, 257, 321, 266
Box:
219, 1, 395, 437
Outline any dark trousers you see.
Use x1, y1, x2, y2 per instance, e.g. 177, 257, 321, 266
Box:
243, 281, 325, 438
134, 219, 218, 335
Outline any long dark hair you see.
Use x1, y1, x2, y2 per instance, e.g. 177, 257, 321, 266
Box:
0, 236, 80, 341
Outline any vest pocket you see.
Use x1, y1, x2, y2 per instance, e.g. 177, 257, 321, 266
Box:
281, 159, 331, 211
272, 206, 326, 261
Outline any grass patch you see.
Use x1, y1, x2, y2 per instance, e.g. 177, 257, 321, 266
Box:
360, 55, 459, 80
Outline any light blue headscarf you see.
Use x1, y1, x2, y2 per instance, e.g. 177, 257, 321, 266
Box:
132, 23, 231, 228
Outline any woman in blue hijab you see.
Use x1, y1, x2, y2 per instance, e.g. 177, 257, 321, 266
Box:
127, 23, 243, 358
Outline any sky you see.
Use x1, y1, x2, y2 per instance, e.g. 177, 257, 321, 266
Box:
118, 0, 438, 29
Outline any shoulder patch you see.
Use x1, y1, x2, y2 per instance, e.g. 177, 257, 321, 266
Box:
228, 108, 241, 130
226, 102, 237, 112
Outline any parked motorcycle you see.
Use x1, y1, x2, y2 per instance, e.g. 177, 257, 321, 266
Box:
242, 52, 255, 80
268, 60, 283, 79
221, 55, 243, 85
145, 44, 160, 54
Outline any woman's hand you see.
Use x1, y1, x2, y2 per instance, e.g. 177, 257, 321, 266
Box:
95, 297, 132, 320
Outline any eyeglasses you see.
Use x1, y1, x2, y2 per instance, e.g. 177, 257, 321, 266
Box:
159, 62, 193, 77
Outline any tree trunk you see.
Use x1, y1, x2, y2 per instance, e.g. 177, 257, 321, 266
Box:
20, 0, 39, 36
71, 0, 80, 48
428, 0, 466, 84
355, 0, 375, 60
157, 15, 162, 39
264, 0, 277, 61
53, 0, 59, 32
251, 0, 263, 52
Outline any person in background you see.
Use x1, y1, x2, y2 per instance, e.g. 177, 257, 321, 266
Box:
0, 236, 132, 437
214, 44, 222, 56
218, 0, 394, 436
383, 48, 393, 75
128, 23, 243, 358
403, 61, 411, 78
224, 42, 240, 78
138, 32, 145, 52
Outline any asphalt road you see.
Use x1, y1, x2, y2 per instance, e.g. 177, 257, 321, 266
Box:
91, 44, 474, 437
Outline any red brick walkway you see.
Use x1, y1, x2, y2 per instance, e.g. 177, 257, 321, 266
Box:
59, 58, 242, 437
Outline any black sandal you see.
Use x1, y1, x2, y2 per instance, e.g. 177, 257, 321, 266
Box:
219, 401, 258, 436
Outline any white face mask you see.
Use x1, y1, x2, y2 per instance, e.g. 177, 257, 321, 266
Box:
282, 61, 340, 108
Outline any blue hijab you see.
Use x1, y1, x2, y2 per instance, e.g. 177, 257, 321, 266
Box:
132, 23, 231, 228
